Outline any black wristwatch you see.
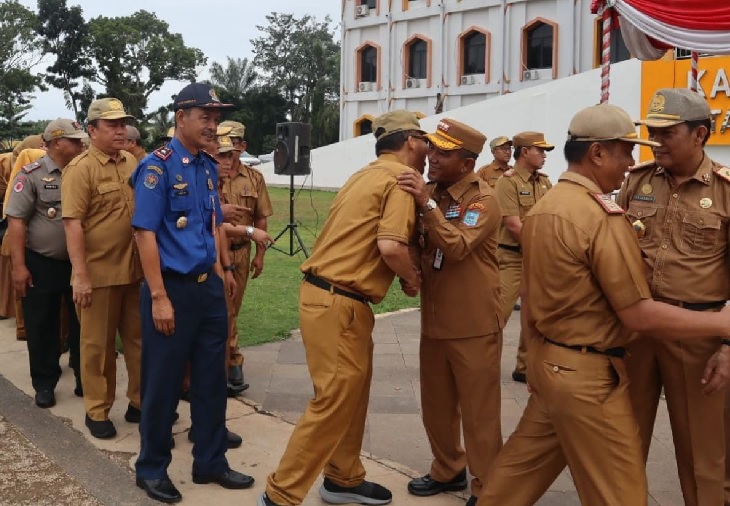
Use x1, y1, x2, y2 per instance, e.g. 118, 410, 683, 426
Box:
223, 265, 236, 272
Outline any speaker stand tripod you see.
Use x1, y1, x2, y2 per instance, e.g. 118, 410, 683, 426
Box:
271, 175, 309, 258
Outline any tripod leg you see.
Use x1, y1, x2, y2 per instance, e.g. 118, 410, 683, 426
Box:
292, 225, 309, 258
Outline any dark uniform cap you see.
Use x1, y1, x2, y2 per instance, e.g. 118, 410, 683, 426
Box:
43, 118, 88, 142
126, 125, 141, 140
372, 110, 425, 140
512, 131, 555, 151
217, 136, 236, 153
217, 121, 245, 139
87, 98, 135, 122
173, 82, 235, 111
569, 103, 660, 147
426, 118, 487, 155
636, 88, 712, 128
489, 136, 512, 150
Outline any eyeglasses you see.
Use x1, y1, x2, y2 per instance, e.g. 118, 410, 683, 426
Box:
495, 145, 512, 151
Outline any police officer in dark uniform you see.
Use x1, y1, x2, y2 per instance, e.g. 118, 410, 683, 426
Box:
132, 83, 254, 504
5, 118, 86, 408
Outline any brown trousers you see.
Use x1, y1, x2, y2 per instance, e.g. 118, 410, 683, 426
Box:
78, 284, 142, 420
420, 334, 503, 496
498, 248, 526, 374
266, 281, 375, 505
627, 336, 725, 506
226, 245, 251, 368
479, 340, 647, 506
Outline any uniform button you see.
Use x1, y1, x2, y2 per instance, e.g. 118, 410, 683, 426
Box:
661, 244, 668, 249
637, 211, 643, 217
553, 366, 559, 372
672, 193, 679, 198
699, 220, 704, 225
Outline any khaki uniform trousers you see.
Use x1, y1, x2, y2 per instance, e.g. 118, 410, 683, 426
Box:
0, 239, 25, 337
266, 281, 375, 505
420, 333, 503, 496
78, 283, 142, 420
226, 244, 251, 368
725, 388, 730, 506
479, 340, 647, 506
627, 336, 725, 506
498, 248, 526, 373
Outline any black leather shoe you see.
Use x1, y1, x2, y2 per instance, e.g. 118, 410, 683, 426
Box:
258, 493, 282, 506
35, 389, 56, 408
125, 404, 141, 423
192, 469, 254, 489
188, 428, 242, 449
466, 495, 477, 506
85, 414, 116, 439
407, 469, 468, 496
136, 477, 182, 503
511, 371, 527, 384
73, 374, 83, 397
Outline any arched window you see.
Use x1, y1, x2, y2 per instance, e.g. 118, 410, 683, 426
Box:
463, 31, 487, 75
409, 39, 428, 79
526, 23, 553, 69
361, 45, 378, 83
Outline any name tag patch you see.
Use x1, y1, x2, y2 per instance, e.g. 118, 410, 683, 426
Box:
632, 195, 655, 203
463, 210, 480, 227
43, 184, 59, 190
519, 191, 531, 196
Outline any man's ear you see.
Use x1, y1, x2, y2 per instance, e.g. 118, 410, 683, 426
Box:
462, 157, 476, 173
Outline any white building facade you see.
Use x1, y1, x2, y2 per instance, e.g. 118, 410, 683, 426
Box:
339, 0, 629, 140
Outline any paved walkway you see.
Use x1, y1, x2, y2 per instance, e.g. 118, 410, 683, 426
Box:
0, 309, 683, 505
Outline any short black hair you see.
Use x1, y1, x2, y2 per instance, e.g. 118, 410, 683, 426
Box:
87, 119, 99, 129
514, 147, 523, 161
459, 149, 478, 160
685, 118, 712, 147
375, 129, 421, 156
563, 139, 622, 164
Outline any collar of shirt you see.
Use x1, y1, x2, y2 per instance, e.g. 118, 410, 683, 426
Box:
654, 152, 712, 186
169, 137, 201, 167
515, 163, 539, 182
41, 154, 61, 174
87, 144, 130, 166
558, 171, 604, 194
431, 171, 479, 201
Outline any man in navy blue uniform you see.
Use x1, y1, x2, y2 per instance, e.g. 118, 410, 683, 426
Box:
132, 82, 255, 504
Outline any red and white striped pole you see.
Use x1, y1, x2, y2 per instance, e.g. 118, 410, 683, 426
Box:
600, 4, 613, 103
690, 51, 699, 92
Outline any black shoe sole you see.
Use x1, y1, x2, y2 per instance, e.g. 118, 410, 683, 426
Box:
407, 481, 468, 497
191, 475, 254, 489
135, 478, 182, 504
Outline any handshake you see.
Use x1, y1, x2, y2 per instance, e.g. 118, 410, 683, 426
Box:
399, 270, 421, 297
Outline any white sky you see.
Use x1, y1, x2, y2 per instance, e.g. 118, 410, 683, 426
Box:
16, 0, 341, 120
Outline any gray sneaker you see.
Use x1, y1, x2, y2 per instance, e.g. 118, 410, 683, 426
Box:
319, 477, 392, 505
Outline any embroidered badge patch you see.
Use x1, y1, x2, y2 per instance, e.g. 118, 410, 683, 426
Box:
445, 205, 461, 220
13, 181, 24, 192
466, 203, 485, 211
590, 193, 625, 214
147, 165, 163, 175
144, 173, 159, 190
462, 210, 480, 227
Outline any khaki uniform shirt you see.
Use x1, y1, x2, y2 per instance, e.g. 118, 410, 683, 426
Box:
128, 146, 147, 163
5, 155, 67, 260
3, 149, 46, 218
300, 153, 417, 304
219, 163, 274, 243
524, 172, 651, 349
61, 145, 141, 287
495, 164, 552, 248
419, 173, 503, 339
617, 154, 730, 303
0, 153, 12, 209
476, 161, 511, 188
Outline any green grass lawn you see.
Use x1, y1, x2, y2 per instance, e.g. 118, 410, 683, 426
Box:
236, 185, 419, 347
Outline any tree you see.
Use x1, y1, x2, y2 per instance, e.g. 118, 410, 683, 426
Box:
251, 13, 340, 147
36, 0, 94, 122
86, 10, 207, 118
0, 0, 44, 141
209, 57, 257, 100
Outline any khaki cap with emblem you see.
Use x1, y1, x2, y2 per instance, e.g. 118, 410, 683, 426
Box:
87, 98, 135, 122
513, 131, 555, 151
569, 103, 660, 147
489, 136, 512, 150
426, 118, 487, 155
43, 118, 88, 142
635, 88, 712, 128
372, 110, 425, 140
217, 136, 236, 153
217, 121, 245, 139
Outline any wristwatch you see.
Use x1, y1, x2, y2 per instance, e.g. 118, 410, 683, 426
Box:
424, 199, 438, 212
245, 225, 254, 238
223, 265, 236, 272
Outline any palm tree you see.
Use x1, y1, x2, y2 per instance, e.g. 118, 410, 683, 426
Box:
208, 57, 258, 100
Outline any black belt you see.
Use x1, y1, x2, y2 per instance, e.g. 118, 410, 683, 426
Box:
230, 242, 249, 251
162, 269, 212, 283
498, 243, 521, 254
303, 273, 370, 304
543, 336, 625, 359
656, 298, 726, 311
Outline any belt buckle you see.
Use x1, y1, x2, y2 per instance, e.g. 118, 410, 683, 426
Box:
197, 273, 208, 283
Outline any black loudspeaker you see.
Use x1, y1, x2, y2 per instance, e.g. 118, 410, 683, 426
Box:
274, 122, 312, 176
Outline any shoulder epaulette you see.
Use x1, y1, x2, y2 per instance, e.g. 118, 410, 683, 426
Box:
503, 169, 515, 178
153, 146, 172, 160
713, 165, 730, 183
628, 160, 656, 173
537, 170, 549, 178
21, 161, 42, 174
590, 193, 625, 214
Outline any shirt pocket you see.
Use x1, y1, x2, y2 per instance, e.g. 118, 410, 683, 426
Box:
517, 193, 535, 215
626, 204, 658, 244
38, 186, 61, 205
679, 212, 722, 254
96, 181, 124, 210
169, 192, 193, 213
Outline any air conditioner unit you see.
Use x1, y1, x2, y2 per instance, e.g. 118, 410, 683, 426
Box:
461, 75, 475, 85
355, 5, 370, 17
405, 78, 421, 89
523, 69, 540, 81
358, 81, 373, 92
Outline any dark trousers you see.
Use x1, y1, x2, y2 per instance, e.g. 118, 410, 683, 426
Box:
135, 272, 229, 480
21, 249, 79, 392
